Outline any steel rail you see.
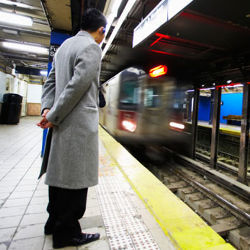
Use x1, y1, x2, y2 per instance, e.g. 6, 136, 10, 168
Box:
171, 167, 250, 226
175, 153, 250, 201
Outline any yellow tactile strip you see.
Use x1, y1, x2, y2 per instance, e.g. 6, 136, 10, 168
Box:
99, 126, 235, 250
97, 140, 161, 249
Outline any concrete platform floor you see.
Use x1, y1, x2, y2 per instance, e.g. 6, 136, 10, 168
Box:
0, 117, 174, 250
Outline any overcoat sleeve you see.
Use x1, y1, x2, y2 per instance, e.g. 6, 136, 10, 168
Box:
41, 60, 56, 114
46, 43, 101, 126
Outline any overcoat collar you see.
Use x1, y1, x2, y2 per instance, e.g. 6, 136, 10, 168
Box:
76, 30, 95, 41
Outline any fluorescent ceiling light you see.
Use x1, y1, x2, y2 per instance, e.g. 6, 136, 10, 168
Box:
200, 87, 215, 91
102, 0, 137, 58
100, 0, 122, 47
0, 11, 33, 26
111, 0, 122, 17
0, 0, 39, 10
2, 29, 18, 35
2, 42, 49, 55
40, 70, 47, 76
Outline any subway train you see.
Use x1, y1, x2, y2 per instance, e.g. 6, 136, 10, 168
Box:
99, 66, 193, 157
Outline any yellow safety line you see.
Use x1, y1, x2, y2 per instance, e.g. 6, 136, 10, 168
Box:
219, 128, 240, 136
197, 124, 240, 136
99, 126, 235, 250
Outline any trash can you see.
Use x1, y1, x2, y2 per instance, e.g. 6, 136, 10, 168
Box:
1, 93, 23, 124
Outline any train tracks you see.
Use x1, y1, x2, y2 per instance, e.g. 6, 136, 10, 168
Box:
196, 145, 240, 168
125, 144, 250, 249
147, 162, 250, 249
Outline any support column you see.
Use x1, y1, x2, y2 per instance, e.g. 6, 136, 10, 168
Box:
187, 93, 192, 122
210, 87, 221, 168
191, 88, 199, 159
41, 31, 71, 157
209, 90, 214, 125
238, 83, 250, 184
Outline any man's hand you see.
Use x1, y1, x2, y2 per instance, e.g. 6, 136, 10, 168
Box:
37, 109, 54, 129
37, 117, 54, 129
42, 108, 50, 118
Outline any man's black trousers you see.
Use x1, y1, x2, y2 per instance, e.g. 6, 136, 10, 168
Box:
46, 186, 88, 240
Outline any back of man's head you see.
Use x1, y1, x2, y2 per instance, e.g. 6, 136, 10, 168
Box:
81, 8, 107, 32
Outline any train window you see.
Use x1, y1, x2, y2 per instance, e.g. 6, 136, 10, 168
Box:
120, 80, 140, 105
144, 87, 161, 107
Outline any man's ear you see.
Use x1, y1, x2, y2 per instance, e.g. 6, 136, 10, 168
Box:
99, 26, 105, 34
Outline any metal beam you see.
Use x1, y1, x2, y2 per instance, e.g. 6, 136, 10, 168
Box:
210, 87, 221, 168
238, 83, 250, 184
40, 0, 53, 31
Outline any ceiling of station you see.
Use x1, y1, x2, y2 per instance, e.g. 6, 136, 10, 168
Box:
100, 0, 250, 86
41, 0, 107, 35
0, 0, 249, 86
42, 0, 72, 32
0, 0, 50, 71
0, 0, 107, 75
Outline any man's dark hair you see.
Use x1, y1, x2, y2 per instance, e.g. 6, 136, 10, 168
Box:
81, 8, 107, 32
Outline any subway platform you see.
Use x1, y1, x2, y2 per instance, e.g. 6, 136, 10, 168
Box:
0, 117, 233, 250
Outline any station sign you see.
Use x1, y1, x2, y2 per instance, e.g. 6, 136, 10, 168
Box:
133, 0, 193, 48
49, 44, 59, 63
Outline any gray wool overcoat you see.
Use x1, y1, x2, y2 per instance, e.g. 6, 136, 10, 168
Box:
41, 31, 102, 189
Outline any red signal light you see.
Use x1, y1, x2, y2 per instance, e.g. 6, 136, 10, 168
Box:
149, 65, 168, 78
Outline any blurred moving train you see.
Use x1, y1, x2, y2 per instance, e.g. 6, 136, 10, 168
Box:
99, 66, 193, 157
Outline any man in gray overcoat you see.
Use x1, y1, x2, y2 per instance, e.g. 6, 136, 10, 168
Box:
37, 8, 107, 249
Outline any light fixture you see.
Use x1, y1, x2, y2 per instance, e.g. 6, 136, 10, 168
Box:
2, 29, 18, 35
200, 87, 215, 91
2, 42, 49, 55
0, 11, 33, 26
227, 80, 232, 84
149, 65, 168, 78
40, 70, 47, 76
102, 0, 137, 58
0, 0, 36, 9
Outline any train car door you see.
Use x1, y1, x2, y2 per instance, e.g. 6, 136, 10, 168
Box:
141, 77, 166, 141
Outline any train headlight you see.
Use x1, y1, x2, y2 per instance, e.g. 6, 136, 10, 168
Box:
122, 120, 136, 132
169, 122, 185, 130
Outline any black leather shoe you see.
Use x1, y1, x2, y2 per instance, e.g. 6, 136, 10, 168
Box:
53, 233, 100, 248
